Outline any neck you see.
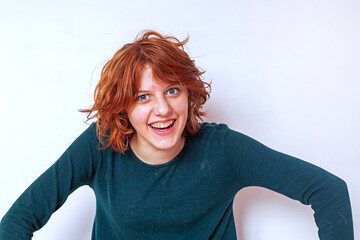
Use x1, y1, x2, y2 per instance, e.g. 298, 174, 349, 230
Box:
130, 136, 186, 165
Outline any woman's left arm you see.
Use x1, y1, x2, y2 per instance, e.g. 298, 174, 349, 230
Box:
224, 127, 354, 240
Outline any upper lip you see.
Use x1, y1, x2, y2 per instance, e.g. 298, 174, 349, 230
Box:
148, 119, 176, 125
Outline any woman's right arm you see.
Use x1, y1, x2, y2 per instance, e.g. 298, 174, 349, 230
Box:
0, 124, 99, 240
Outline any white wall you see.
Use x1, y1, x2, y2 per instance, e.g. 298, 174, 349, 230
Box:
0, 0, 359, 239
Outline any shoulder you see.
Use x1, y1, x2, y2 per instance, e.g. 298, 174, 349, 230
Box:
63, 123, 100, 155
190, 122, 235, 148
81, 123, 98, 140
197, 122, 247, 140
195, 122, 262, 152
198, 122, 230, 135
73, 123, 99, 144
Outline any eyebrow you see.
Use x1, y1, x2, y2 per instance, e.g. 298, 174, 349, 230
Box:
136, 90, 149, 94
137, 84, 181, 93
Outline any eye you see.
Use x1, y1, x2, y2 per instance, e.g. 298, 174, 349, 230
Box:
137, 94, 149, 101
166, 88, 179, 95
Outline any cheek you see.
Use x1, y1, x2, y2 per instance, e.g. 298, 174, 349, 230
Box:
128, 106, 150, 127
174, 98, 189, 119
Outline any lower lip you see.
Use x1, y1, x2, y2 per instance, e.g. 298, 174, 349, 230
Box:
149, 120, 176, 136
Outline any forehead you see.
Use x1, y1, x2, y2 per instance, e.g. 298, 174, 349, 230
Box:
137, 66, 182, 91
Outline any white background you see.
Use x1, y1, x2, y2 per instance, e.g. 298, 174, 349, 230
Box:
0, 0, 359, 239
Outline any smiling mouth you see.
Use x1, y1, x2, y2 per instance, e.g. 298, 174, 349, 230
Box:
149, 120, 175, 130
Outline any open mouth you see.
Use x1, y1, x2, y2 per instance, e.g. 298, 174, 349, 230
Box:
149, 120, 175, 131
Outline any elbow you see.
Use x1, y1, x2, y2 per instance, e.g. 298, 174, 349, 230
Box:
307, 173, 350, 205
328, 175, 349, 197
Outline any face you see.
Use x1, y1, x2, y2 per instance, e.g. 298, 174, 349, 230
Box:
127, 66, 188, 158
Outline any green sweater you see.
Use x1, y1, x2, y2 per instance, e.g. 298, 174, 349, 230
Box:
0, 123, 354, 239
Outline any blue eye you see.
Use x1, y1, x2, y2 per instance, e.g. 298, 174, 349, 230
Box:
137, 94, 149, 101
166, 88, 179, 95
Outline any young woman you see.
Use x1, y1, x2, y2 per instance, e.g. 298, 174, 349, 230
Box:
0, 30, 354, 239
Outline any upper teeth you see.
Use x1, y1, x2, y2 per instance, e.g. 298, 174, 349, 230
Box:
151, 120, 174, 129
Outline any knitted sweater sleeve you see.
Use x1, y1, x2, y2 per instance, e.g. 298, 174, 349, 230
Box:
0, 124, 99, 240
224, 127, 354, 239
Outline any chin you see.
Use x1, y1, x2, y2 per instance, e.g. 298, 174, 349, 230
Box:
152, 136, 183, 150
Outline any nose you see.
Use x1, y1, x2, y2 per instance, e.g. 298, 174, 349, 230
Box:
153, 96, 171, 116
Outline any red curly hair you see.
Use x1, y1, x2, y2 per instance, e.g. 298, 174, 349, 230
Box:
81, 30, 211, 153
